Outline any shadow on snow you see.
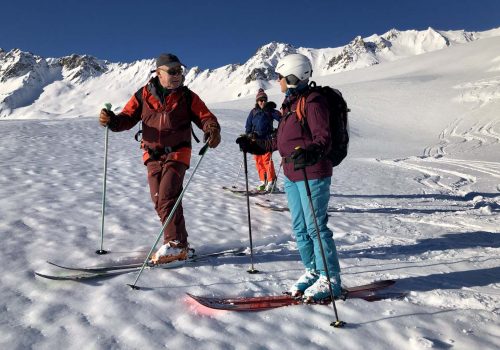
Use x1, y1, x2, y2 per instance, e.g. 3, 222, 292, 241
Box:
341, 231, 500, 260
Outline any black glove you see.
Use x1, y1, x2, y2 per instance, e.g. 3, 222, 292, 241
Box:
290, 145, 323, 170
263, 101, 277, 112
236, 134, 267, 155
235, 134, 252, 152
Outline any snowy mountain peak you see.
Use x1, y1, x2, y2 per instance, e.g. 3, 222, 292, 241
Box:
58, 54, 108, 82
382, 28, 401, 40
324, 26, 485, 73
352, 35, 366, 48
253, 41, 296, 61
0, 48, 43, 83
325, 35, 379, 72
241, 42, 297, 86
1, 26, 499, 117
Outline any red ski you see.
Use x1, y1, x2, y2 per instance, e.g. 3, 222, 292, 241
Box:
187, 280, 406, 311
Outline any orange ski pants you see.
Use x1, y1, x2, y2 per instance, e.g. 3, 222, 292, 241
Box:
254, 152, 276, 182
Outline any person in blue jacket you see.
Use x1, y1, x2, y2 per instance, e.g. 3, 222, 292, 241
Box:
244, 89, 281, 191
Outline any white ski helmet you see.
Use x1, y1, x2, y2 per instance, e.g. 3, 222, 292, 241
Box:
275, 54, 313, 88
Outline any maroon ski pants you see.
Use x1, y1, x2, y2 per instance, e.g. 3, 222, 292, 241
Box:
146, 160, 188, 246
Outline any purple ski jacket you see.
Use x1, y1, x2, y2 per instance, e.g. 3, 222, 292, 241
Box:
269, 91, 333, 182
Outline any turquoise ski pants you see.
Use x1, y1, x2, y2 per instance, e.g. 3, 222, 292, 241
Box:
284, 176, 341, 282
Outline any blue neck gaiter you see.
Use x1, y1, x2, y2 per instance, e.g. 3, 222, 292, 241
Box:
285, 82, 309, 97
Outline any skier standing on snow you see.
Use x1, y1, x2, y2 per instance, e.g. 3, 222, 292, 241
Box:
244, 89, 281, 191
99, 53, 221, 264
236, 54, 341, 301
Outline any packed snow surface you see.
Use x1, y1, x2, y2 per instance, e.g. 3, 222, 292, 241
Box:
0, 35, 499, 349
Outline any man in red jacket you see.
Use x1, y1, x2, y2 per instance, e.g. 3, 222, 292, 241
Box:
99, 53, 221, 264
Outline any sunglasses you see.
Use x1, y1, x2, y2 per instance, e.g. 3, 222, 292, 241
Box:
257, 99, 267, 103
158, 67, 183, 76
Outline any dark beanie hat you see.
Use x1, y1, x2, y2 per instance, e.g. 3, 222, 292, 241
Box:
256, 88, 268, 101
156, 53, 185, 68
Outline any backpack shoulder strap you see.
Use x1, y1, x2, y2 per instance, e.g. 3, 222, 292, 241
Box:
182, 86, 192, 109
296, 95, 307, 124
134, 87, 143, 105
181, 86, 200, 143
133, 86, 145, 142
295, 81, 318, 124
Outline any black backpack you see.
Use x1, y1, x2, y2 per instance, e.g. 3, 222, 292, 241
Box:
296, 82, 349, 167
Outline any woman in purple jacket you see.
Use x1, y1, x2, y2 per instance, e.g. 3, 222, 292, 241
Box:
237, 54, 341, 302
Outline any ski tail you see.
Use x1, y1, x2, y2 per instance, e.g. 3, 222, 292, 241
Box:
343, 279, 396, 294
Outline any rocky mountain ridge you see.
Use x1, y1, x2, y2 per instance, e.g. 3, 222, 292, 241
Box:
1, 26, 499, 118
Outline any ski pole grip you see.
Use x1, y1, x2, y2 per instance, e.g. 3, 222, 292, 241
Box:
199, 142, 209, 156
103, 103, 112, 129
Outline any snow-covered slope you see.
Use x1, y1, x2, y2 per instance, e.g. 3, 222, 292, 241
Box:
1, 27, 499, 118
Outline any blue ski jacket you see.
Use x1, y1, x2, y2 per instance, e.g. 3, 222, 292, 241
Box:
245, 108, 281, 139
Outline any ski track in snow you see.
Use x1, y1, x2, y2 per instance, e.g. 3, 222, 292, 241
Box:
425, 75, 500, 158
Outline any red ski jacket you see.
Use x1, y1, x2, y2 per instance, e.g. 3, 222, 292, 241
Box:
109, 77, 220, 166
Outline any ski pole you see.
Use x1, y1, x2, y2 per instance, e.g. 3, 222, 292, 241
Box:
268, 157, 283, 195
301, 167, 345, 328
243, 151, 258, 274
128, 143, 210, 289
232, 160, 244, 189
96, 103, 112, 255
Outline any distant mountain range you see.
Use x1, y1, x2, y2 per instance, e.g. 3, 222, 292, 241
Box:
1, 27, 499, 118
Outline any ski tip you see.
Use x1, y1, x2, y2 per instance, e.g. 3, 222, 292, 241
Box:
34, 271, 46, 279
34, 271, 65, 280
185, 293, 211, 307
46, 261, 62, 268
186, 293, 209, 303
186, 292, 198, 300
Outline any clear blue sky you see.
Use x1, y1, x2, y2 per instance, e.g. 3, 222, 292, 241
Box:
1, 0, 499, 69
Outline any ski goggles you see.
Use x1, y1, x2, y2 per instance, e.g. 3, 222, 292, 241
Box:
158, 67, 183, 76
